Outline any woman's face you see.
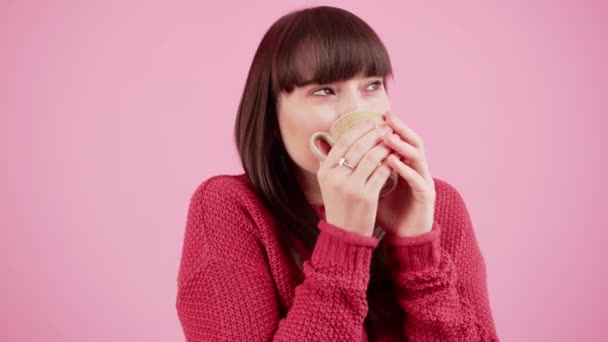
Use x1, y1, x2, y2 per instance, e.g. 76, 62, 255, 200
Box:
276, 73, 391, 198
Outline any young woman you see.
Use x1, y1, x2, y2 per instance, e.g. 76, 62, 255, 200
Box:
176, 6, 499, 341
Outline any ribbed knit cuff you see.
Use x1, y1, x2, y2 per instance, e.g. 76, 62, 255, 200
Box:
311, 220, 379, 273
383, 221, 442, 273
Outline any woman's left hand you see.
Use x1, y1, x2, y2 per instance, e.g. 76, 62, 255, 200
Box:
376, 110, 436, 237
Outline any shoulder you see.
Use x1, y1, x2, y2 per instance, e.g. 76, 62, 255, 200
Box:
190, 173, 257, 206
432, 177, 468, 211
431, 177, 481, 256
186, 173, 270, 240
188, 172, 263, 215
178, 173, 274, 283
432, 178, 472, 230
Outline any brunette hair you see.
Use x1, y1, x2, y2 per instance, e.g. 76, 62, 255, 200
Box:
234, 6, 403, 338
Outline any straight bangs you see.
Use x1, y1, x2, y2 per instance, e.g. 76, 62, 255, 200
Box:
271, 7, 393, 93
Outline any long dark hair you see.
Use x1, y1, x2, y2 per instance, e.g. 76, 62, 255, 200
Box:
234, 6, 404, 338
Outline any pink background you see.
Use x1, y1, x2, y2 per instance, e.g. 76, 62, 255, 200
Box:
1, 0, 606, 341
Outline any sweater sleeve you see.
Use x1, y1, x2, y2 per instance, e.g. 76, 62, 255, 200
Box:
381, 183, 499, 341
175, 177, 379, 341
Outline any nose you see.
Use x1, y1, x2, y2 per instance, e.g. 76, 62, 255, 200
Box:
337, 88, 366, 117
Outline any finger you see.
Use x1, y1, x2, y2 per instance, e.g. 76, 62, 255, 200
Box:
324, 120, 376, 166
386, 154, 428, 193
383, 133, 432, 182
351, 143, 392, 185
343, 125, 392, 167
384, 110, 423, 149
365, 155, 393, 195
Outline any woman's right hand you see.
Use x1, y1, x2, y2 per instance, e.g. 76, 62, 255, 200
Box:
316, 120, 396, 237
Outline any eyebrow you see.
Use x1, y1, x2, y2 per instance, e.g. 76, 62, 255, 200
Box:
298, 79, 321, 87
298, 76, 381, 88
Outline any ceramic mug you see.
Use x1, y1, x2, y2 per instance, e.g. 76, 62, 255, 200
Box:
309, 111, 398, 197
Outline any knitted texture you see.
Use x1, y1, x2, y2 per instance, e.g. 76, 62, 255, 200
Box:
176, 174, 499, 341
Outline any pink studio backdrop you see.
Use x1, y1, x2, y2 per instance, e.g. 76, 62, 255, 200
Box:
1, 0, 606, 341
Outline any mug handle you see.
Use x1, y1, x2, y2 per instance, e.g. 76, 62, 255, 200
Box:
309, 132, 336, 161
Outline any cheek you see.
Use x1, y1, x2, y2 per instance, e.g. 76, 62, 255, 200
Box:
280, 109, 330, 142
280, 115, 309, 145
279, 113, 331, 167
278, 113, 308, 154
372, 92, 391, 110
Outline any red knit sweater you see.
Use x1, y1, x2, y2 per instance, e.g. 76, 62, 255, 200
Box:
176, 174, 499, 341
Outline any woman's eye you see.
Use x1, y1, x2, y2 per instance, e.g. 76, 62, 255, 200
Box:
312, 81, 382, 96
366, 81, 383, 91
313, 88, 333, 96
